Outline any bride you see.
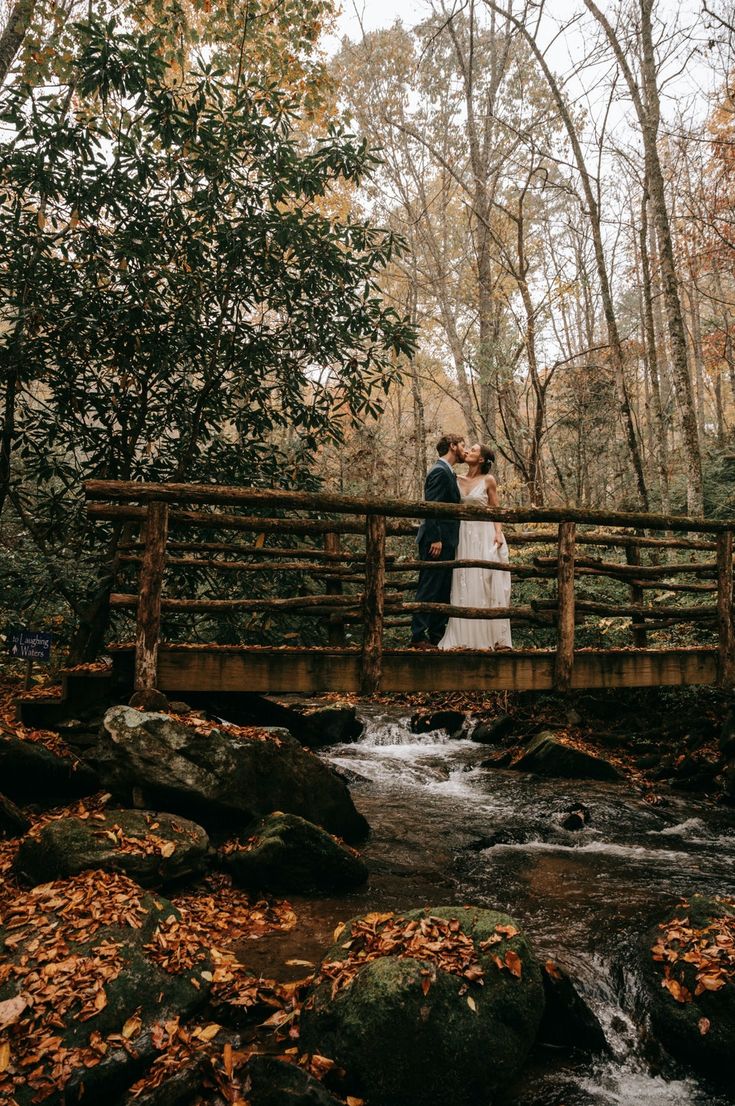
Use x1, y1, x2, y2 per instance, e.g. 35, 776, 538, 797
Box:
438, 443, 512, 651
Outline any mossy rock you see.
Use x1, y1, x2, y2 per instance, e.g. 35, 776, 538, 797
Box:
511, 731, 621, 781
224, 812, 368, 895
641, 895, 735, 1079
299, 905, 544, 1106
93, 707, 369, 842
13, 809, 209, 888
0, 871, 211, 1106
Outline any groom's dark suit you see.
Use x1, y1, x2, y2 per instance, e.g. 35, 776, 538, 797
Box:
411, 458, 461, 644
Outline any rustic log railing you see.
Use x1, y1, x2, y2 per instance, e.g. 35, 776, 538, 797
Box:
84, 480, 735, 696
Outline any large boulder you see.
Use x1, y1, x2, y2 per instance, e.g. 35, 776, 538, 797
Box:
223, 812, 368, 896
470, 713, 515, 746
92, 707, 369, 843
13, 809, 209, 888
0, 870, 211, 1106
0, 735, 99, 804
410, 710, 466, 739
510, 731, 622, 782
299, 905, 544, 1106
641, 895, 735, 1078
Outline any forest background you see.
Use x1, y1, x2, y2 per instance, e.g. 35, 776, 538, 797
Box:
1, 0, 735, 657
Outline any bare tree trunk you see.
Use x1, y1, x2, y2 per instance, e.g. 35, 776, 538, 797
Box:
0, 0, 35, 86
640, 191, 671, 514
484, 0, 649, 509
583, 0, 703, 513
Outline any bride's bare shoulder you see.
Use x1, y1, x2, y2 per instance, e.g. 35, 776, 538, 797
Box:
484, 473, 498, 489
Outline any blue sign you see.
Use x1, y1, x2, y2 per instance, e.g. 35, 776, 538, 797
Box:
7, 628, 52, 661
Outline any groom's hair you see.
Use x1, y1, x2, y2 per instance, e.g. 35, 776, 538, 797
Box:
436, 433, 464, 457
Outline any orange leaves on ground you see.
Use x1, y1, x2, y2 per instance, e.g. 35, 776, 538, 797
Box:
652, 900, 735, 1007
314, 914, 523, 1000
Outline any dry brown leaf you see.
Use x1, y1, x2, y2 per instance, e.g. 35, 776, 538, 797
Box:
121, 1013, 142, 1040
504, 951, 523, 979
0, 995, 28, 1031
466, 995, 477, 1013
698, 1017, 711, 1036
0, 1041, 10, 1073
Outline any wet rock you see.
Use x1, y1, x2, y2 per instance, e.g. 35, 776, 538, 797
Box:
0, 735, 99, 804
129, 688, 170, 711
14, 809, 209, 888
641, 895, 735, 1078
296, 703, 364, 748
511, 732, 622, 782
223, 812, 368, 896
634, 753, 660, 770
470, 713, 514, 745
538, 960, 608, 1053
0, 871, 211, 1106
244, 1055, 342, 1106
467, 826, 545, 850
410, 710, 466, 739
92, 707, 369, 842
560, 804, 591, 831
718, 763, 735, 805
300, 905, 544, 1106
0, 792, 30, 836
479, 749, 514, 769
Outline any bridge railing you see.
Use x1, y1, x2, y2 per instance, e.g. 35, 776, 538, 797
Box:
84, 481, 735, 695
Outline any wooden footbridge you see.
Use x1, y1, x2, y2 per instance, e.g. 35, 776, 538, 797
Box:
85, 481, 735, 696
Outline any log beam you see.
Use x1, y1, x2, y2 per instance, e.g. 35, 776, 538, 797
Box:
555, 521, 576, 691
134, 501, 169, 692
361, 515, 386, 695
717, 530, 735, 688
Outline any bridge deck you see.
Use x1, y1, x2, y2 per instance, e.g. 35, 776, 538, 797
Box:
109, 644, 718, 694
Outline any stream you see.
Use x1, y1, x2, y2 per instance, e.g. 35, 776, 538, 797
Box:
242, 707, 735, 1105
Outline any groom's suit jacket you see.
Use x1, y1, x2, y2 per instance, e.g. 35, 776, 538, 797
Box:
416, 460, 461, 551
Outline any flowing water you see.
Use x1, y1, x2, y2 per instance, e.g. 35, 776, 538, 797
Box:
243, 707, 735, 1105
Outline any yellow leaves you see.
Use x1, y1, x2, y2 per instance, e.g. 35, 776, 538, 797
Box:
333, 922, 345, 942
0, 1041, 10, 1073
121, 1012, 142, 1039
159, 841, 176, 859
192, 1022, 221, 1041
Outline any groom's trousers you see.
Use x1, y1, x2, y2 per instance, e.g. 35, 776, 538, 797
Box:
411, 538, 456, 644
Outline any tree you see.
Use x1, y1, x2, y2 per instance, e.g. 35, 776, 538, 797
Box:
0, 17, 415, 655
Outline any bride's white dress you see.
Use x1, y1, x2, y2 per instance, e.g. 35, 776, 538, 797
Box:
438, 481, 512, 650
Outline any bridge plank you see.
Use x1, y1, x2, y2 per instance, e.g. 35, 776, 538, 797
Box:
128, 645, 720, 694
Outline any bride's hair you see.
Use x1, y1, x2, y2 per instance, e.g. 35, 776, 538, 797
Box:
478, 445, 495, 475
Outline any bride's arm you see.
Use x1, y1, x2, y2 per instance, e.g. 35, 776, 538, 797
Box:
485, 476, 504, 547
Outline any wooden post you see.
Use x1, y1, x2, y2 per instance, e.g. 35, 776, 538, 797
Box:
625, 543, 648, 647
361, 514, 386, 695
716, 529, 734, 688
134, 500, 169, 692
554, 521, 576, 692
324, 531, 346, 646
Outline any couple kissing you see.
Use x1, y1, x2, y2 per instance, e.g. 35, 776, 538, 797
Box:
410, 434, 512, 652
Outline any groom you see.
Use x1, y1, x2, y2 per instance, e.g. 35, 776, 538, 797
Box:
410, 434, 466, 648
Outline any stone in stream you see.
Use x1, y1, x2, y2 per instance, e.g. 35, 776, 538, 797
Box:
91, 707, 369, 843
559, 804, 591, 831
0, 734, 99, 805
641, 895, 735, 1079
292, 701, 364, 749
410, 709, 466, 739
299, 905, 544, 1106
538, 960, 608, 1053
470, 712, 515, 745
0, 870, 211, 1106
510, 731, 622, 782
13, 808, 209, 888
223, 812, 368, 895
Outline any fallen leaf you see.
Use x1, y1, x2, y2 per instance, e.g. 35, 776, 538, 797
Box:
121, 1013, 142, 1040
545, 960, 563, 981
466, 995, 477, 1013
196, 1023, 221, 1041
0, 1041, 10, 1072
0, 995, 28, 1031
504, 950, 523, 979
698, 1017, 711, 1036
